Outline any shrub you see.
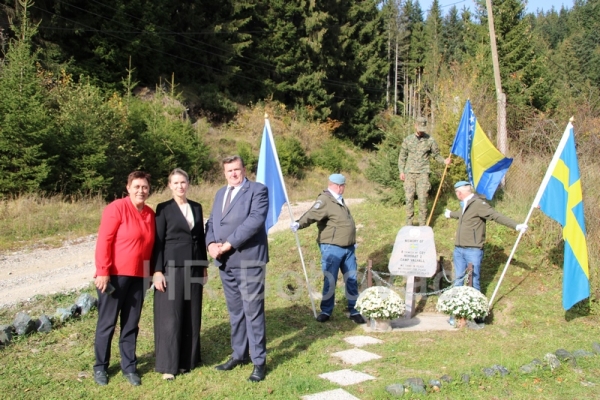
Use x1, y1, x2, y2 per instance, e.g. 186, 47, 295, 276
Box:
365, 117, 407, 205
130, 88, 212, 189
310, 139, 357, 173
275, 136, 310, 178
236, 142, 258, 174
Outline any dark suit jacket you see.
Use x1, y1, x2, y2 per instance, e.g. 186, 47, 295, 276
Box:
205, 179, 269, 268
152, 199, 208, 272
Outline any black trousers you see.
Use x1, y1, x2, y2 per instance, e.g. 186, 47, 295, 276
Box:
154, 266, 204, 374
94, 275, 145, 373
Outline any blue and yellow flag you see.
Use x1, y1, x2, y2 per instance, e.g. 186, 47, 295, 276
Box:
536, 123, 589, 310
451, 100, 513, 200
256, 118, 288, 232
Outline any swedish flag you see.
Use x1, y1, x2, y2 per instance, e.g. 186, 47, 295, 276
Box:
537, 123, 589, 310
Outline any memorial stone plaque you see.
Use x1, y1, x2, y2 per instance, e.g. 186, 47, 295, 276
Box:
388, 226, 438, 318
388, 226, 437, 277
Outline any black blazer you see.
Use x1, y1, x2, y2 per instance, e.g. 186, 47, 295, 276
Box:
152, 199, 208, 272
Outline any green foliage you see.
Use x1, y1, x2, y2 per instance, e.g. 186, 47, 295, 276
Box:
477, 0, 549, 116
0, 4, 51, 197
310, 139, 357, 174
236, 141, 258, 174
275, 136, 310, 178
365, 116, 407, 205
195, 84, 238, 122
2, 200, 600, 398
45, 78, 130, 195
130, 88, 212, 188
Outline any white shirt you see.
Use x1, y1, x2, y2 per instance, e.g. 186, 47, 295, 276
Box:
462, 193, 475, 213
178, 202, 195, 229
328, 188, 344, 205
222, 178, 247, 211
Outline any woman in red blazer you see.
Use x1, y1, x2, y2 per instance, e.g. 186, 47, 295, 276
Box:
152, 168, 208, 380
93, 171, 155, 387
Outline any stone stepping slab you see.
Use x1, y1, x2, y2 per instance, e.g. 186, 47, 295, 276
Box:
300, 388, 361, 400
343, 335, 384, 347
332, 348, 382, 365
318, 369, 376, 386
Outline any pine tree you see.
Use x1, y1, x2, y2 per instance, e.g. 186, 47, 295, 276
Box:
422, 0, 443, 119
442, 6, 466, 64
0, 1, 51, 196
478, 0, 547, 113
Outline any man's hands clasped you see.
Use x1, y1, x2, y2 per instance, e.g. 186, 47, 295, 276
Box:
208, 241, 233, 260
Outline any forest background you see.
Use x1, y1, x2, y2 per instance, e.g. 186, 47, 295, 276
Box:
0, 0, 599, 302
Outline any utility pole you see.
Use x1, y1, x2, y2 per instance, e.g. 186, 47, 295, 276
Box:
485, 0, 508, 159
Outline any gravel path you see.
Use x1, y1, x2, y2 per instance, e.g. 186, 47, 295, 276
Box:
0, 199, 364, 308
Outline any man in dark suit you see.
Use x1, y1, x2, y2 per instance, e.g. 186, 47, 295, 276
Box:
205, 155, 269, 382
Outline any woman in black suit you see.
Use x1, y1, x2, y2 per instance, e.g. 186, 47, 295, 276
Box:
152, 168, 208, 380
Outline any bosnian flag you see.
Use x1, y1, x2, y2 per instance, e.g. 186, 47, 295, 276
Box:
450, 100, 513, 200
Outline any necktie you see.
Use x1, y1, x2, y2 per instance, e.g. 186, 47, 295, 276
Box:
223, 186, 234, 212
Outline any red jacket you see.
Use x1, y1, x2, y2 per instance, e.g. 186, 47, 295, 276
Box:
95, 198, 155, 277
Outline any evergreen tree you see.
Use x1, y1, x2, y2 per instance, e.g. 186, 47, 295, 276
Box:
324, 0, 388, 146
382, 0, 410, 113
406, 0, 425, 80
442, 6, 466, 64
422, 0, 443, 117
45, 77, 132, 195
479, 0, 548, 113
0, 1, 52, 196
130, 87, 212, 188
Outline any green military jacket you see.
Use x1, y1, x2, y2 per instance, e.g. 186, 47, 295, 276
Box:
398, 132, 445, 174
449, 194, 518, 248
297, 190, 356, 247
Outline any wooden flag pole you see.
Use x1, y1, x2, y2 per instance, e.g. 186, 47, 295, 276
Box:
426, 154, 451, 226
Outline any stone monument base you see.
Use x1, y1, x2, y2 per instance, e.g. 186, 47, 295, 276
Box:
362, 312, 456, 332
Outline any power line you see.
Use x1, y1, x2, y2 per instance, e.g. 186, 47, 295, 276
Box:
53, 0, 387, 94
28, 4, 386, 103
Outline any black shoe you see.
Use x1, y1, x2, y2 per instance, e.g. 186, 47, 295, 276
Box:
349, 314, 366, 324
248, 364, 266, 382
316, 313, 330, 322
215, 357, 251, 371
123, 372, 141, 386
93, 370, 108, 386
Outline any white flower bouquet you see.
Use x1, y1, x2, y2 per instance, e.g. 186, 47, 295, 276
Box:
436, 286, 489, 320
356, 286, 405, 320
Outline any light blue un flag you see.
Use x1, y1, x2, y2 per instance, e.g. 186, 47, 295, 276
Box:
256, 119, 288, 231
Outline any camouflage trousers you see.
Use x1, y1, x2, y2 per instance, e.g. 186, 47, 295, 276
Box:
403, 173, 431, 226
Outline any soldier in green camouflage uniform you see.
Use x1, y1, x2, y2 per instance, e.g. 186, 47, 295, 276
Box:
398, 117, 450, 226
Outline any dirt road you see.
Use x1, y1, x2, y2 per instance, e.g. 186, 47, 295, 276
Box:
0, 199, 364, 308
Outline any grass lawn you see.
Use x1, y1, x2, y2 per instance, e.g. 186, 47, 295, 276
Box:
0, 201, 599, 399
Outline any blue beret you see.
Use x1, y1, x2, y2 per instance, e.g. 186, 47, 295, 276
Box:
454, 180, 470, 189
329, 173, 346, 185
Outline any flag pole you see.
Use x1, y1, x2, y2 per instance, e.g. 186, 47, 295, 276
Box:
264, 116, 318, 318
426, 154, 451, 226
488, 121, 574, 308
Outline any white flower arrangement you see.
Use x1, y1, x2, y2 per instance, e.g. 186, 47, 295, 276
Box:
356, 286, 405, 320
436, 286, 489, 320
